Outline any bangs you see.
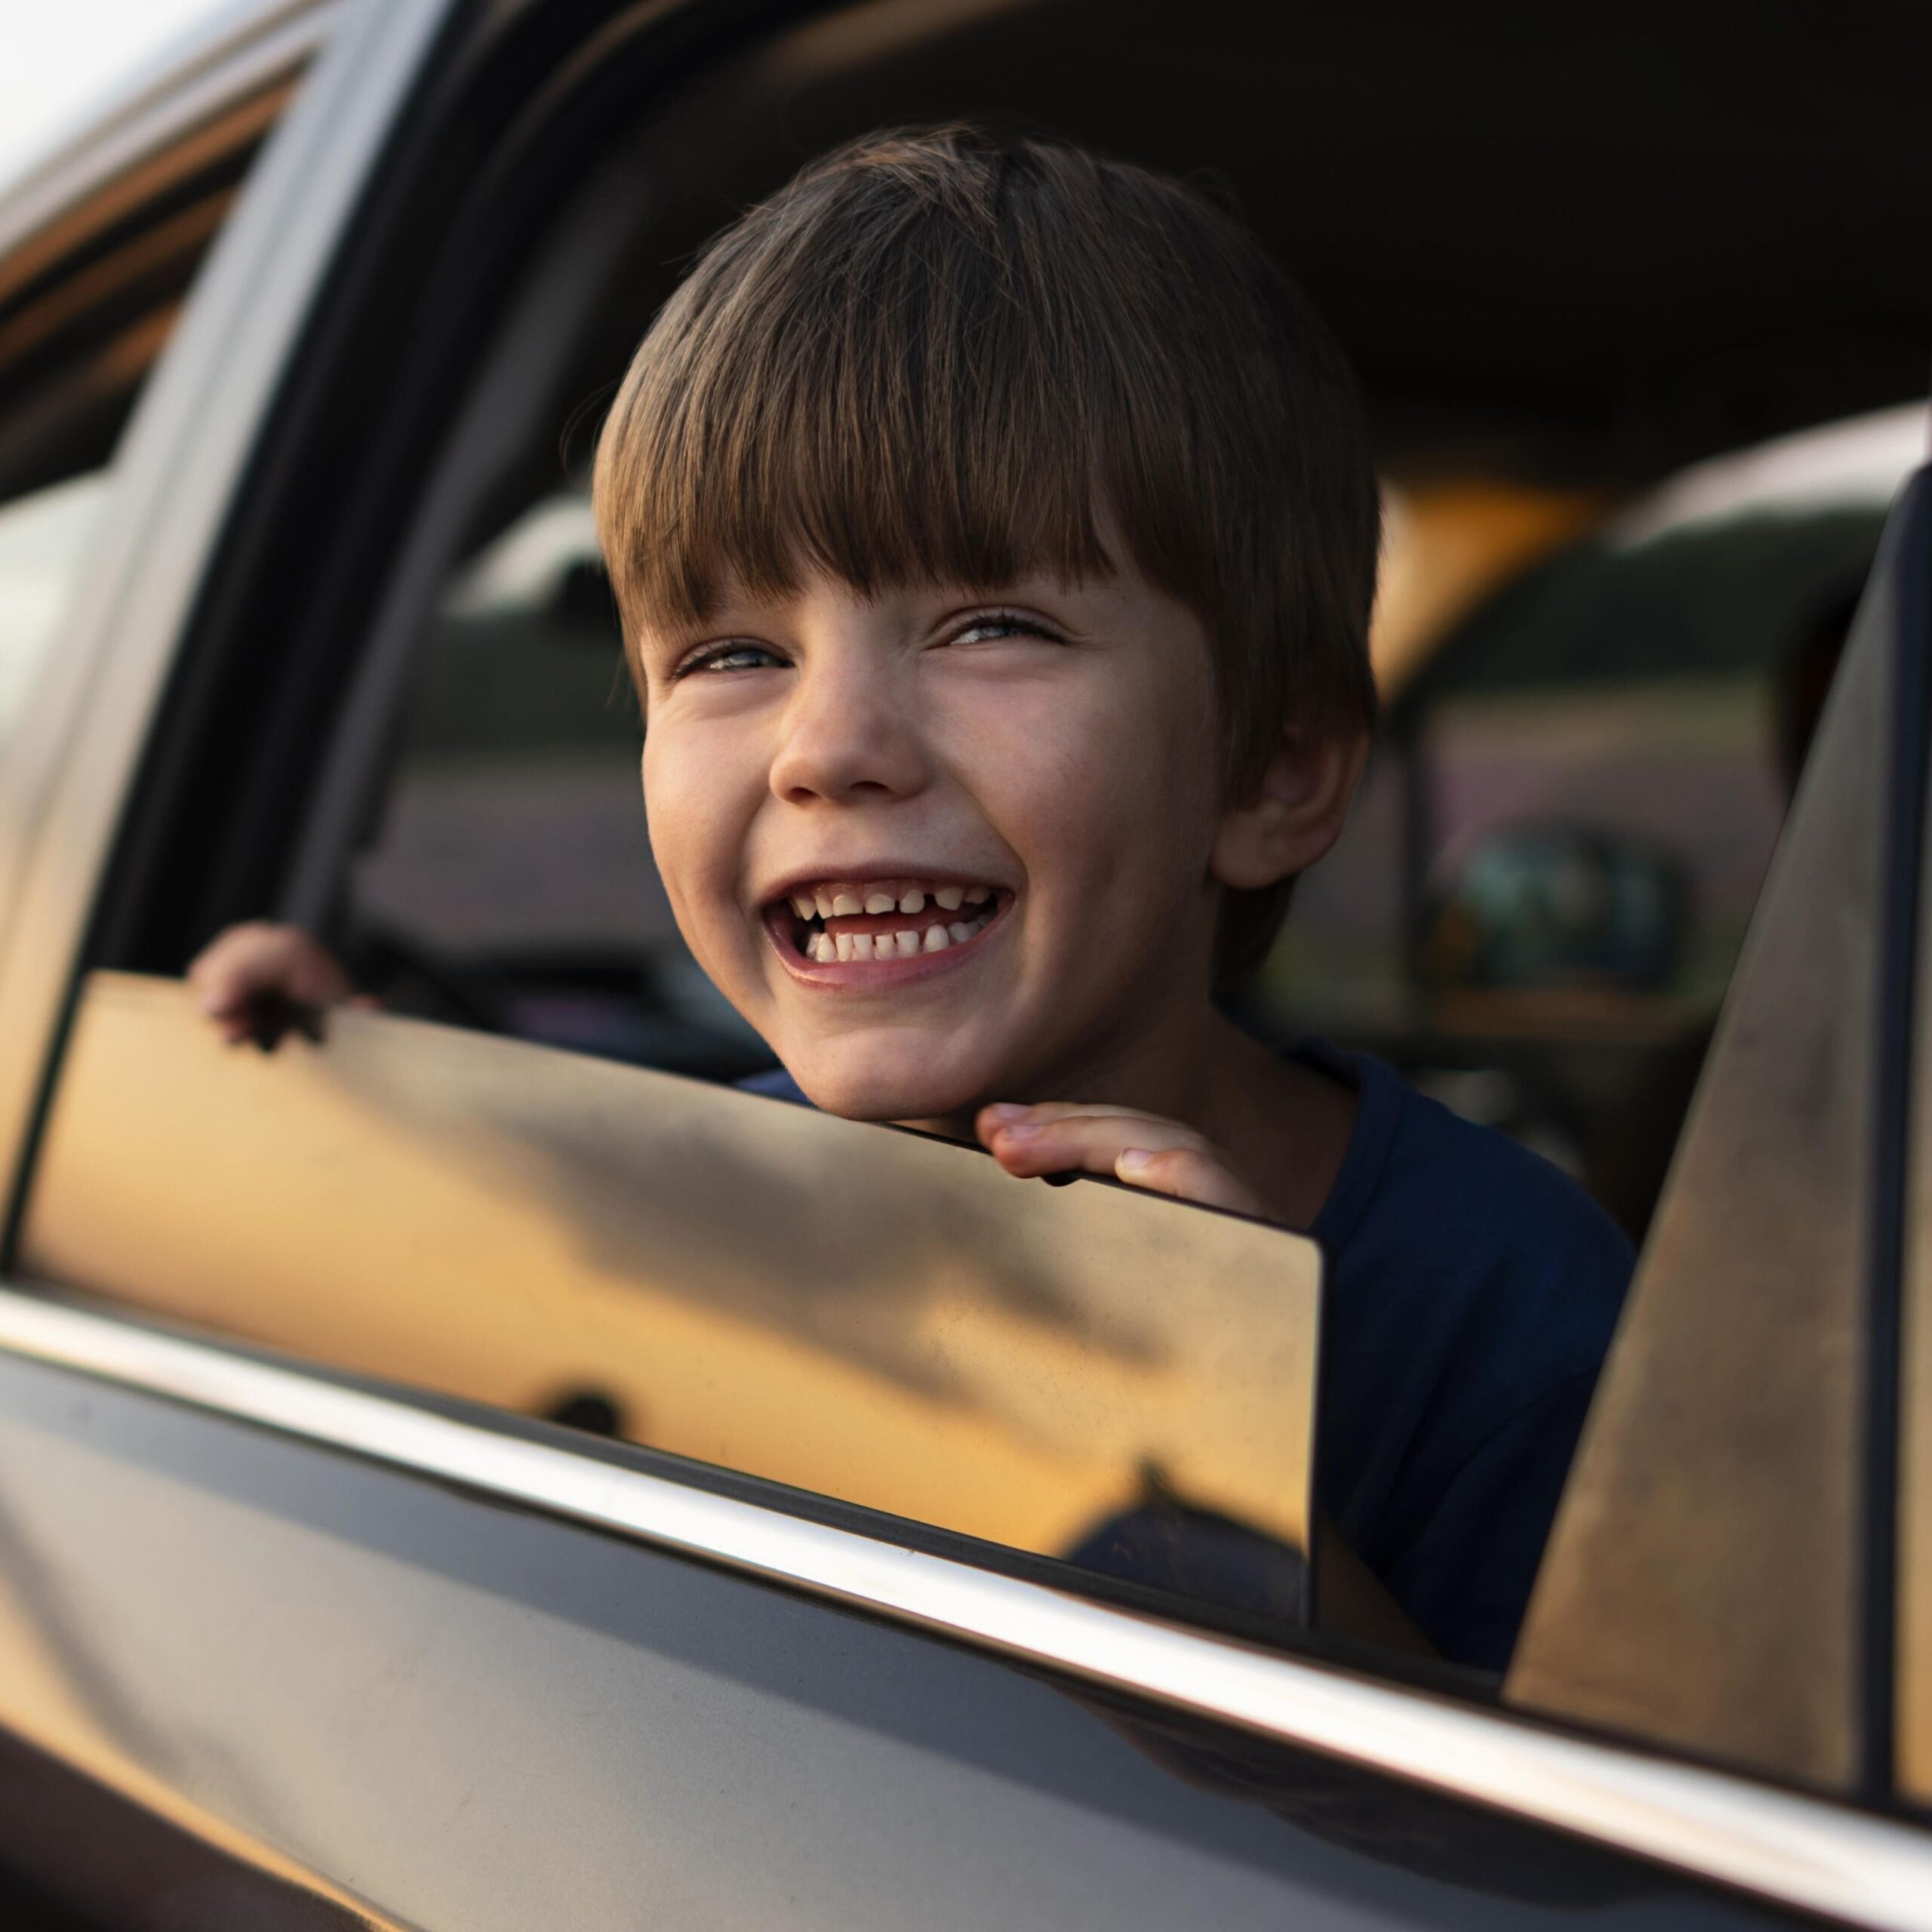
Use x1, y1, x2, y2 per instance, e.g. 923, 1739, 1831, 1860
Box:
595, 141, 1137, 629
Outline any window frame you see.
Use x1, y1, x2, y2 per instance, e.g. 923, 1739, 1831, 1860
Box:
0, 0, 453, 1208
1890, 469, 1932, 1806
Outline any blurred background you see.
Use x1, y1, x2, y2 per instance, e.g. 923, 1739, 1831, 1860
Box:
0, 1, 223, 188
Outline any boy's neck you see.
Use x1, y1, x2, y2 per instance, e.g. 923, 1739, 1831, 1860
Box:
903, 1004, 1358, 1234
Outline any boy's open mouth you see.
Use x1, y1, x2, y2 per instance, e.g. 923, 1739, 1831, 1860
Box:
764, 877, 1005, 965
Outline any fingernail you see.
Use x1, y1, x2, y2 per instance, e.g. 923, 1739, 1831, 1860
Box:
1118, 1149, 1154, 1176
998, 1122, 1042, 1142
986, 1103, 1029, 1121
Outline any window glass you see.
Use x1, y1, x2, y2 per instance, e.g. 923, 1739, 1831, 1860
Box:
22, 968, 1324, 1641
0, 472, 109, 752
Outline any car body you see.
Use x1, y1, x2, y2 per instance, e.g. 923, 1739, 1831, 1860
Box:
0, 2, 1927, 1927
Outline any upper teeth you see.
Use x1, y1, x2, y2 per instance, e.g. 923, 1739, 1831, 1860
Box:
781, 878, 1001, 964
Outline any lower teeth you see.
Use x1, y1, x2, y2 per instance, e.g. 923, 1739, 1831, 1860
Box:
803, 912, 992, 962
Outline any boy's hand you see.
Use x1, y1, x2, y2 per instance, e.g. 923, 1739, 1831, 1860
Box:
976, 1102, 1270, 1221
187, 921, 363, 1045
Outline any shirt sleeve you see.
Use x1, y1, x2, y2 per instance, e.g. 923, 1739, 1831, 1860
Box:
1383, 1371, 1599, 1672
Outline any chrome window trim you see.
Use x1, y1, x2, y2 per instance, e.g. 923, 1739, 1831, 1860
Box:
0, 1287, 1927, 1930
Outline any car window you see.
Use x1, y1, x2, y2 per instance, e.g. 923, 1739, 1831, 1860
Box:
205, 1, 1918, 1260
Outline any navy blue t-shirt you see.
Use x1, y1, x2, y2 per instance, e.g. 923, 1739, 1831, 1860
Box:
740, 1048, 1632, 1671
1295, 1044, 1631, 1669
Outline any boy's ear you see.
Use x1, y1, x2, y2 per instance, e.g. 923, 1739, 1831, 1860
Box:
1210, 724, 1370, 892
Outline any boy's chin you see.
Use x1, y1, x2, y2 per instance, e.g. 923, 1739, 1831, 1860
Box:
779, 1044, 988, 1128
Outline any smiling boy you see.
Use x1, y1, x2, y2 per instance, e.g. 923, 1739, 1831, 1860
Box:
193, 126, 1631, 1669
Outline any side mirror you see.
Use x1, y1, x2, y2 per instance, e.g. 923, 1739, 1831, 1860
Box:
1425, 823, 1688, 993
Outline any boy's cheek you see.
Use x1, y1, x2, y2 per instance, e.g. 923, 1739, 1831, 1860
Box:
960, 654, 1212, 804
965, 726, 1217, 911
641, 758, 766, 977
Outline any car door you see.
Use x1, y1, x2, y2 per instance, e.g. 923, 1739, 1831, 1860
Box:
0, 2, 1930, 1929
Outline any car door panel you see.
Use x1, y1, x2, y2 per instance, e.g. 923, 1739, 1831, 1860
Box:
0, 1343, 1804, 1932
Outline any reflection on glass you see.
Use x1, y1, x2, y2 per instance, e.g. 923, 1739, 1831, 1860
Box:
0, 472, 109, 749
23, 974, 1322, 1629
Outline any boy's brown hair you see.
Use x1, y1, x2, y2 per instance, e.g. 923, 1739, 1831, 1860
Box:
595, 124, 1380, 981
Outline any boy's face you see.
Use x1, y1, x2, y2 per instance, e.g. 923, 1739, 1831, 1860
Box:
633, 565, 1232, 1122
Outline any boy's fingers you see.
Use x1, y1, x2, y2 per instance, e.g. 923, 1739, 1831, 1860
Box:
186, 923, 355, 1023
983, 1111, 1269, 1219
188, 922, 290, 1004
984, 1112, 1207, 1180
1113, 1146, 1267, 1218
978, 1099, 1179, 1135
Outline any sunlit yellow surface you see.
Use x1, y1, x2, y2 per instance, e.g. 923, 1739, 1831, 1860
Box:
1373, 479, 1601, 697
23, 974, 1319, 1570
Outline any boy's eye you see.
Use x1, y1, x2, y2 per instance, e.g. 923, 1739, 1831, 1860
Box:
946, 611, 1058, 647
676, 641, 785, 678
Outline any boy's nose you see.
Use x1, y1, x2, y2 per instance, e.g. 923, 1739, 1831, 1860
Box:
768, 675, 929, 804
